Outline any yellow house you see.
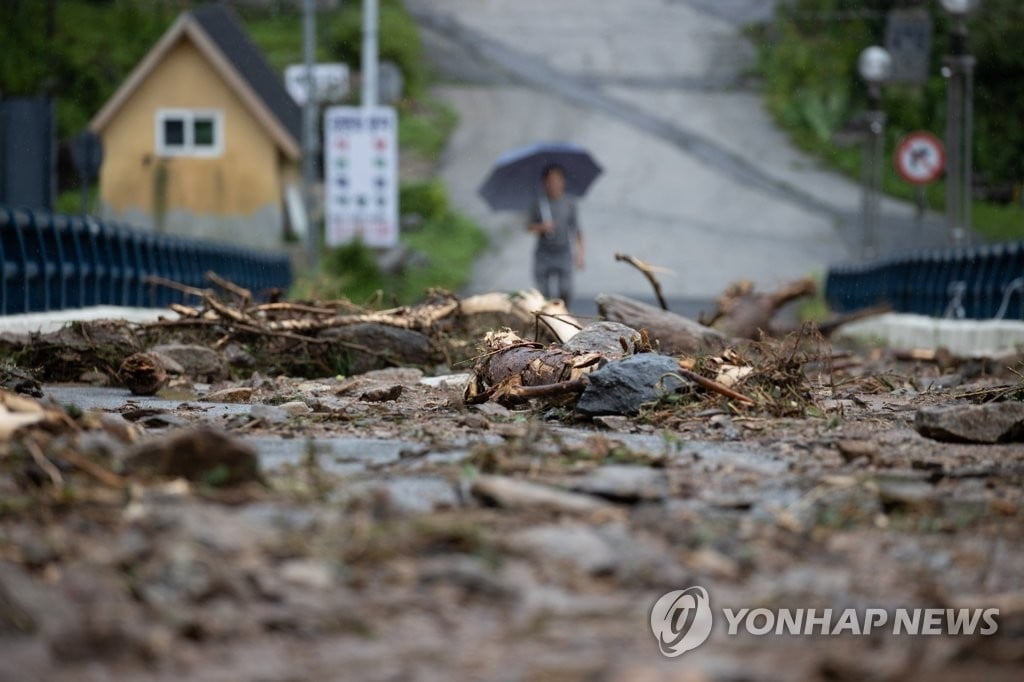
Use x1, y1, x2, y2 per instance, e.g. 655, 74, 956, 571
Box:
89, 5, 301, 249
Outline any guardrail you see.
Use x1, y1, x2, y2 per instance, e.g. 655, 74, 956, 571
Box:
1, 206, 293, 315
825, 241, 1024, 320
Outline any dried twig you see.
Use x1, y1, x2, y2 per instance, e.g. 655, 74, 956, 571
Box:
24, 439, 63, 487
143, 275, 208, 300
206, 271, 253, 305
58, 448, 124, 488
677, 367, 756, 405
615, 252, 672, 311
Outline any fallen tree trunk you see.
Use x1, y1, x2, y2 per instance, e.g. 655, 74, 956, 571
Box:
596, 294, 727, 355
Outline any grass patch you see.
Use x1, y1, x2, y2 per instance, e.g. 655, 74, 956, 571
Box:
398, 97, 458, 163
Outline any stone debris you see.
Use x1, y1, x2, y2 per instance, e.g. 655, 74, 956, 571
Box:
915, 402, 1024, 443
576, 354, 688, 416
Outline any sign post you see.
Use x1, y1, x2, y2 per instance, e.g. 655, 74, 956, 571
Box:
323, 106, 398, 248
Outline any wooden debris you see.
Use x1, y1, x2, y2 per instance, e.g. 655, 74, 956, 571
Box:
703, 277, 816, 339
596, 294, 727, 355
614, 252, 671, 311
118, 352, 169, 396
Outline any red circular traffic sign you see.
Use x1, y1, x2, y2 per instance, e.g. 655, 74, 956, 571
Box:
894, 132, 945, 185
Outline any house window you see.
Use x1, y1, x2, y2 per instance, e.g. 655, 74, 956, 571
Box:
155, 109, 223, 157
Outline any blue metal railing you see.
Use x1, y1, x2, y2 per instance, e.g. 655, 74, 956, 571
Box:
825, 240, 1024, 320
1, 206, 293, 315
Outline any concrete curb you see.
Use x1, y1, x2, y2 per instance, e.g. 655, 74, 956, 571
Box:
838, 313, 1024, 357
0, 307, 177, 336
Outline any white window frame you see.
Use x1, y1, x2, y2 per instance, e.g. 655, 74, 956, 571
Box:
155, 108, 224, 157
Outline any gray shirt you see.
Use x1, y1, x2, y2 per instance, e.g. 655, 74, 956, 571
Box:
529, 194, 579, 256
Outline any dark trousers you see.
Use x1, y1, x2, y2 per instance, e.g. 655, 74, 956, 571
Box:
534, 252, 574, 306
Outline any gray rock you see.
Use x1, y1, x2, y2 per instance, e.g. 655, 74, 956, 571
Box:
318, 324, 435, 374
150, 344, 226, 381
344, 476, 460, 515
567, 465, 669, 502
915, 402, 1024, 444
562, 321, 640, 356
224, 343, 255, 369
576, 354, 688, 416
250, 403, 290, 424
148, 352, 185, 376
507, 523, 617, 574
470, 475, 619, 517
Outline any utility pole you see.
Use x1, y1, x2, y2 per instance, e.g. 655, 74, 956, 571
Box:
857, 46, 892, 261
302, 0, 318, 268
941, 1, 977, 247
362, 0, 378, 107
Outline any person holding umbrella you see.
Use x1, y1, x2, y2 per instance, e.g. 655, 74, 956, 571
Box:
528, 164, 584, 305
478, 142, 602, 308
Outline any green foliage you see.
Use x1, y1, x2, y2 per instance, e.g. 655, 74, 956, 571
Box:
319, 240, 387, 303
328, 0, 427, 99
756, 0, 1024, 239
399, 180, 449, 221
400, 208, 488, 300
398, 97, 458, 161
0, 0, 171, 139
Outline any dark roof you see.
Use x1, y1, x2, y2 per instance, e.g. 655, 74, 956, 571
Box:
191, 4, 301, 145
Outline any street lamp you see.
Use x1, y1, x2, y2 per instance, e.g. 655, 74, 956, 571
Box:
940, 0, 979, 247
858, 46, 892, 260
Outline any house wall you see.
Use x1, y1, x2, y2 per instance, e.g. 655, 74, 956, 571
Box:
98, 38, 285, 249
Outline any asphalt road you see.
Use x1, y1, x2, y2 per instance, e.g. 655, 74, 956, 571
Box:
409, 0, 952, 303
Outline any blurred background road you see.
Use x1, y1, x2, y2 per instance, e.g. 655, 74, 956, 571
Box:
408, 0, 948, 313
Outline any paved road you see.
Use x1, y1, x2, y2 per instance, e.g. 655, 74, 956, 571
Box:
408, 0, 952, 307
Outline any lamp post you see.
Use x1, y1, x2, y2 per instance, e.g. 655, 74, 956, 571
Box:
858, 46, 892, 261
940, 0, 978, 247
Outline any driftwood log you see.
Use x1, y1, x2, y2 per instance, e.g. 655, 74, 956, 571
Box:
596, 294, 726, 355
703, 278, 817, 339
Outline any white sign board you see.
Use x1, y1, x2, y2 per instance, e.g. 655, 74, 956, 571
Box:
324, 106, 399, 248
285, 63, 350, 105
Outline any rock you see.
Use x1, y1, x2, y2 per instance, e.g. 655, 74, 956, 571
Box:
576, 354, 688, 416
343, 476, 459, 515
203, 387, 254, 404
875, 479, 937, 509
224, 343, 255, 369
470, 475, 620, 518
250, 404, 289, 424
915, 402, 1024, 443
836, 439, 879, 462
358, 367, 424, 385
78, 369, 109, 386
125, 428, 261, 486
318, 324, 435, 374
0, 365, 42, 397
508, 523, 617, 574
280, 559, 336, 590
562, 321, 641, 356
279, 400, 312, 416
119, 352, 169, 396
150, 344, 226, 381
593, 415, 632, 431
567, 465, 669, 502
360, 385, 403, 402
148, 352, 185, 376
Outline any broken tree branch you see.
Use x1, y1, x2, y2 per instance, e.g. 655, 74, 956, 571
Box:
615, 252, 671, 311
677, 367, 756, 405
